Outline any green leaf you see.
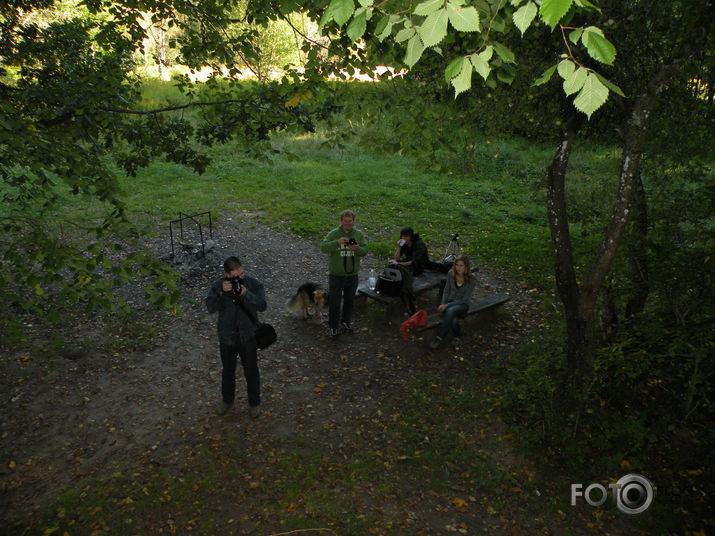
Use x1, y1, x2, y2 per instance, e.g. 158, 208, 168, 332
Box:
470, 52, 491, 80
395, 26, 416, 43
376, 14, 401, 41
574, 0, 599, 10
375, 14, 390, 38
492, 42, 515, 64
417, 8, 449, 47
573, 71, 608, 118
451, 56, 473, 97
595, 73, 626, 97
404, 34, 426, 67
445, 56, 464, 82
497, 64, 516, 84
513, 2, 537, 35
562, 66, 587, 96
321, 0, 356, 27
569, 27, 583, 45
582, 26, 616, 65
414, 0, 444, 16
491, 14, 506, 32
557, 58, 575, 79
347, 8, 368, 41
447, 4, 480, 32
539, 0, 573, 29
533, 64, 557, 86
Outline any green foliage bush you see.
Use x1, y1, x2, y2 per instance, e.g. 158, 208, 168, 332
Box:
504, 310, 713, 476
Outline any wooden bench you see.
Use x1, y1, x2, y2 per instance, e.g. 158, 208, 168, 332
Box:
417, 293, 511, 331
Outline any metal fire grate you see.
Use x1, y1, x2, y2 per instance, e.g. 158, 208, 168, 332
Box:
169, 211, 213, 258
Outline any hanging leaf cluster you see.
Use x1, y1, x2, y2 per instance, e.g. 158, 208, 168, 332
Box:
320, 0, 623, 118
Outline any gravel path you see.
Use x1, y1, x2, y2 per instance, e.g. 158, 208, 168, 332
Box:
1, 210, 543, 523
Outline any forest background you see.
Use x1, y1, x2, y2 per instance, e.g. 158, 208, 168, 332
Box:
1, 0, 712, 534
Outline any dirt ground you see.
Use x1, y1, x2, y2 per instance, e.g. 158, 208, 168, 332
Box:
0, 212, 545, 532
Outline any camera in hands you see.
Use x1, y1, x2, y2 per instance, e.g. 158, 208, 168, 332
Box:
348, 237, 357, 245
226, 275, 243, 300
230, 275, 243, 293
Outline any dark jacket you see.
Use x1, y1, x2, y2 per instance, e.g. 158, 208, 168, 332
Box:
399, 234, 430, 275
205, 275, 267, 346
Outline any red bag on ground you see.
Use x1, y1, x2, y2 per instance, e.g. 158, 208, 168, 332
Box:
400, 309, 427, 340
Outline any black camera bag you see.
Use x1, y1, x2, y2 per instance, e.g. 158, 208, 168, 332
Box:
376, 266, 403, 297
254, 323, 277, 349
236, 299, 277, 350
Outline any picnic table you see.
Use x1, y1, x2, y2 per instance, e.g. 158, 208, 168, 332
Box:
356, 269, 449, 307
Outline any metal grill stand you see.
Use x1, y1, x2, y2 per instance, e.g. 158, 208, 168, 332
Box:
169, 211, 213, 259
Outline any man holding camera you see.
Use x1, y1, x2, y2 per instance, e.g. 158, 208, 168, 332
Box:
320, 210, 368, 337
205, 256, 267, 418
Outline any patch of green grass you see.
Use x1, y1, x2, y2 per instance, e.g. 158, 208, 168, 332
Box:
116, 127, 581, 288
5, 79, 625, 294
111, 80, 627, 292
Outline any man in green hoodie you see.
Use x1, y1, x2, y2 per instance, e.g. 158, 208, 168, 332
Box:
320, 209, 368, 337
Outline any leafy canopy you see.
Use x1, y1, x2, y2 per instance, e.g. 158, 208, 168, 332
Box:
320, 0, 622, 118
0, 0, 331, 315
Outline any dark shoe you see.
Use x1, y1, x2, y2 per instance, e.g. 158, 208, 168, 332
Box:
330, 328, 339, 338
429, 337, 442, 350
341, 322, 354, 333
249, 405, 261, 419
216, 401, 233, 415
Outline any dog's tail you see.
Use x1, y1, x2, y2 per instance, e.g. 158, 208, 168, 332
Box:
286, 293, 301, 312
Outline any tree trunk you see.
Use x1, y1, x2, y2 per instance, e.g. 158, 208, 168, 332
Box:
545, 52, 694, 391
158, 28, 168, 80
599, 280, 618, 344
544, 114, 595, 384
625, 170, 650, 318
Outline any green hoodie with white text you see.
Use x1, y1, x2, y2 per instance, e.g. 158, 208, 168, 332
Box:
320, 226, 368, 276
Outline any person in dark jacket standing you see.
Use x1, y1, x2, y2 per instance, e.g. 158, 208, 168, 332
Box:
205, 256, 267, 418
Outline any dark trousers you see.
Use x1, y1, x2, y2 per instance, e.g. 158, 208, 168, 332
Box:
328, 273, 359, 330
220, 338, 260, 407
436, 303, 469, 340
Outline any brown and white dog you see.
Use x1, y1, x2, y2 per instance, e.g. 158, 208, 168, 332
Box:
287, 282, 328, 323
